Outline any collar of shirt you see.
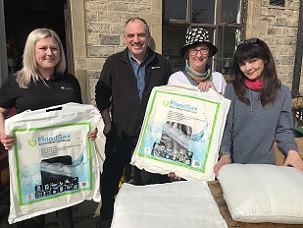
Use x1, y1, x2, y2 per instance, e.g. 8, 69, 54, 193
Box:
128, 51, 148, 100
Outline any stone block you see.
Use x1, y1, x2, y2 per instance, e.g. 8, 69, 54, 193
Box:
84, 1, 107, 11
85, 11, 98, 22
87, 45, 116, 58
142, 15, 161, 26
75, 58, 105, 71
108, 2, 128, 12
268, 27, 282, 35
86, 22, 111, 34
97, 11, 122, 24
99, 35, 120, 45
152, 0, 162, 15
87, 33, 99, 45
87, 70, 101, 79
129, 4, 151, 14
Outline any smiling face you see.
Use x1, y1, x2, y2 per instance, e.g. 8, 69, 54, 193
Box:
35, 36, 60, 77
239, 58, 266, 80
124, 19, 150, 63
187, 44, 209, 74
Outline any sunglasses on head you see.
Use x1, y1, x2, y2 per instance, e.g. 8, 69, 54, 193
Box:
236, 38, 260, 47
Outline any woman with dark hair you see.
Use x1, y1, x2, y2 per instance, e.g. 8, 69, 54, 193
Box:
214, 38, 303, 175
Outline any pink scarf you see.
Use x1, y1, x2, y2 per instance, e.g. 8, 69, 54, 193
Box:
244, 78, 263, 91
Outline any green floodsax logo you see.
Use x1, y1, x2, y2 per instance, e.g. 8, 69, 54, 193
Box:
169, 100, 198, 113
28, 139, 37, 147
27, 134, 71, 147
162, 100, 169, 107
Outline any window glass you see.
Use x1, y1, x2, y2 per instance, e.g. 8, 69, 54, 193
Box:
269, 0, 285, 7
203, 27, 215, 67
192, 0, 215, 23
163, 26, 187, 71
221, 0, 241, 23
164, 0, 187, 20
216, 28, 238, 74
163, 0, 245, 74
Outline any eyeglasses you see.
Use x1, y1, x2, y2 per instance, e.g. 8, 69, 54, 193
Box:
188, 48, 209, 56
236, 38, 260, 47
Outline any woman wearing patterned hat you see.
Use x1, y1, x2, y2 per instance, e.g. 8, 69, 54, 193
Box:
167, 28, 227, 181
168, 27, 226, 94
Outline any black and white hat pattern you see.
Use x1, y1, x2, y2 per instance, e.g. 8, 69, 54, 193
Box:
180, 27, 218, 57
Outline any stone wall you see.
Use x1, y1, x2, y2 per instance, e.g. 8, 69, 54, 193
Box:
70, 0, 303, 105
70, 0, 161, 105
246, 0, 303, 92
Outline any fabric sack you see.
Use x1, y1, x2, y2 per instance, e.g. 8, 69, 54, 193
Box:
218, 164, 303, 224
111, 181, 228, 228
5, 102, 101, 224
131, 85, 230, 181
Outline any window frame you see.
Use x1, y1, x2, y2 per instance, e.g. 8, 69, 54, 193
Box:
269, 0, 286, 8
163, 0, 248, 75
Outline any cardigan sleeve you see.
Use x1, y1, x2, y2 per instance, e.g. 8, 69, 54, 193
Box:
219, 83, 234, 155
275, 86, 298, 155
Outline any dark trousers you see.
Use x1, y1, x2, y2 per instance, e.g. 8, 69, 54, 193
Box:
100, 137, 136, 220
18, 207, 73, 228
132, 167, 170, 185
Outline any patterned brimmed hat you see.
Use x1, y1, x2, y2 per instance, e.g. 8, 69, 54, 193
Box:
180, 27, 218, 57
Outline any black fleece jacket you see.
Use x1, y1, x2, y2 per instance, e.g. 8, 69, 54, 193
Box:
95, 47, 174, 138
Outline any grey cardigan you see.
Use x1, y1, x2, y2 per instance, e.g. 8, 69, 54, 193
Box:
220, 83, 297, 164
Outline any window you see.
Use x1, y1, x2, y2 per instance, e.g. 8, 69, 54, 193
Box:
163, 0, 247, 74
269, 0, 285, 7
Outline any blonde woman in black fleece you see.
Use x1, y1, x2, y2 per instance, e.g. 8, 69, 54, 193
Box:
214, 38, 303, 176
0, 28, 97, 228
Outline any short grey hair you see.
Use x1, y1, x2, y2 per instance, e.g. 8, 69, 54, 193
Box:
124, 17, 150, 35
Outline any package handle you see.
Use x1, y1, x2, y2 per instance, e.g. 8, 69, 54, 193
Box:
46, 106, 62, 112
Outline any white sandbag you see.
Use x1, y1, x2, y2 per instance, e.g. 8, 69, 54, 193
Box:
5, 102, 102, 224
111, 181, 228, 228
131, 85, 230, 181
218, 164, 303, 224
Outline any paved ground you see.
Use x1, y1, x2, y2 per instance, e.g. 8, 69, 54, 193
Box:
45, 200, 100, 228
0, 195, 99, 228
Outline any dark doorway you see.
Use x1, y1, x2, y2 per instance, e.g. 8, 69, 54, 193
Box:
4, 0, 67, 74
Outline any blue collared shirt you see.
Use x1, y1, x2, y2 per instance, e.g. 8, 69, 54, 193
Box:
128, 51, 148, 100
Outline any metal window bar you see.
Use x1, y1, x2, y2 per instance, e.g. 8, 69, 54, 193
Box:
292, 95, 303, 137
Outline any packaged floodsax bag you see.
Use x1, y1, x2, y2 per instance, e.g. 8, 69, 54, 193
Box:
131, 85, 230, 181
5, 102, 101, 224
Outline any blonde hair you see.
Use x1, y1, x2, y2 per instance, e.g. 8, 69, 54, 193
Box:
16, 28, 66, 88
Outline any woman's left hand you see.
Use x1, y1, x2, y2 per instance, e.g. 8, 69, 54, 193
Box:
198, 81, 216, 92
283, 150, 303, 171
87, 128, 98, 141
213, 154, 232, 176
